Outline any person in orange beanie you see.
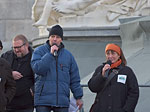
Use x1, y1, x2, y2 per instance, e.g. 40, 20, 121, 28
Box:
88, 43, 139, 112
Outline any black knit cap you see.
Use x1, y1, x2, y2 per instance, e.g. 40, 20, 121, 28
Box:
48, 25, 63, 40
0, 40, 3, 49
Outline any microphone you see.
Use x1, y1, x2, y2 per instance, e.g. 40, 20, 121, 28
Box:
54, 50, 58, 57
106, 60, 112, 66
52, 43, 58, 57
104, 60, 112, 78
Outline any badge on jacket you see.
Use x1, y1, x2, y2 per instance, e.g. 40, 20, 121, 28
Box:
117, 75, 127, 84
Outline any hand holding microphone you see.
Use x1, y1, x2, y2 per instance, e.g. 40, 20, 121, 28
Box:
102, 60, 112, 77
51, 43, 59, 57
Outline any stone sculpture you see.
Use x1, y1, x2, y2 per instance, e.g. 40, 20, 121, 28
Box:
32, 0, 150, 27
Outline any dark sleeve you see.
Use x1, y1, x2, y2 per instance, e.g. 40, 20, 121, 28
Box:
1, 51, 8, 59
123, 67, 139, 112
4, 59, 16, 103
88, 65, 107, 93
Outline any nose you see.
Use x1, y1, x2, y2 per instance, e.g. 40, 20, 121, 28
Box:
108, 54, 113, 58
53, 36, 57, 40
14, 48, 20, 52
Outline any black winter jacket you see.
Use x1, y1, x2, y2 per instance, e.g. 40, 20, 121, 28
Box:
1, 47, 34, 109
0, 58, 16, 111
88, 64, 139, 112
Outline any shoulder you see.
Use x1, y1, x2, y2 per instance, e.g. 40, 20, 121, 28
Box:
119, 66, 136, 78
0, 57, 11, 67
121, 66, 133, 72
64, 49, 77, 62
95, 65, 103, 73
35, 43, 48, 49
62, 48, 72, 56
34, 43, 49, 52
1, 50, 13, 57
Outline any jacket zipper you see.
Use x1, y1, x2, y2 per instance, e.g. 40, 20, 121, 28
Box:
55, 56, 58, 105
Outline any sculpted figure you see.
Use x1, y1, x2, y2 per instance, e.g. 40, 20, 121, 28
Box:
32, 0, 150, 27
32, 0, 61, 27
32, 0, 99, 27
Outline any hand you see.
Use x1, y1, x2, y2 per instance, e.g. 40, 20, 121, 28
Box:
12, 71, 23, 80
102, 64, 111, 77
76, 99, 83, 110
51, 44, 58, 54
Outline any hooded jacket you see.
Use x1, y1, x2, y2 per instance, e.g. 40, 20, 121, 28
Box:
0, 58, 16, 111
31, 41, 83, 107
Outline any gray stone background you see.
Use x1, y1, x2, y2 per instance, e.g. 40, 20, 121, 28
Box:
0, 0, 38, 47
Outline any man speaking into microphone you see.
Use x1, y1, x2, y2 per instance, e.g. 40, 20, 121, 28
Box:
31, 25, 83, 112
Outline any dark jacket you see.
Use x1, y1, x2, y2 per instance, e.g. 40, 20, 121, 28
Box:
0, 58, 16, 111
1, 47, 34, 109
31, 41, 83, 107
88, 64, 139, 112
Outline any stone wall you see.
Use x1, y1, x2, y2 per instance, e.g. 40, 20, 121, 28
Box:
0, 0, 38, 43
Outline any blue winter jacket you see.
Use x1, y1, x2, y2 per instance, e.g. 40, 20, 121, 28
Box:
31, 41, 83, 107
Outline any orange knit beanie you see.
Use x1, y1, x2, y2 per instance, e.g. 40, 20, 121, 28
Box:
105, 43, 121, 55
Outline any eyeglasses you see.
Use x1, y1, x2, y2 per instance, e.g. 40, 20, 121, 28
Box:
12, 43, 26, 49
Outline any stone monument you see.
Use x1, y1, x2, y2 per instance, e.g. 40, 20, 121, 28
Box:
32, 0, 150, 28
31, 0, 150, 46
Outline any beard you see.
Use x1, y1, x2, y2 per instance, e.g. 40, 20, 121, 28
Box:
15, 51, 24, 57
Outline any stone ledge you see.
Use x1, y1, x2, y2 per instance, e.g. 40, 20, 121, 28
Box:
33, 26, 120, 47
48, 26, 120, 37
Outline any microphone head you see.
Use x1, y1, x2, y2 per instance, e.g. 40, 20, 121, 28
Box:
54, 50, 58, 57
106, 60, 112, 66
